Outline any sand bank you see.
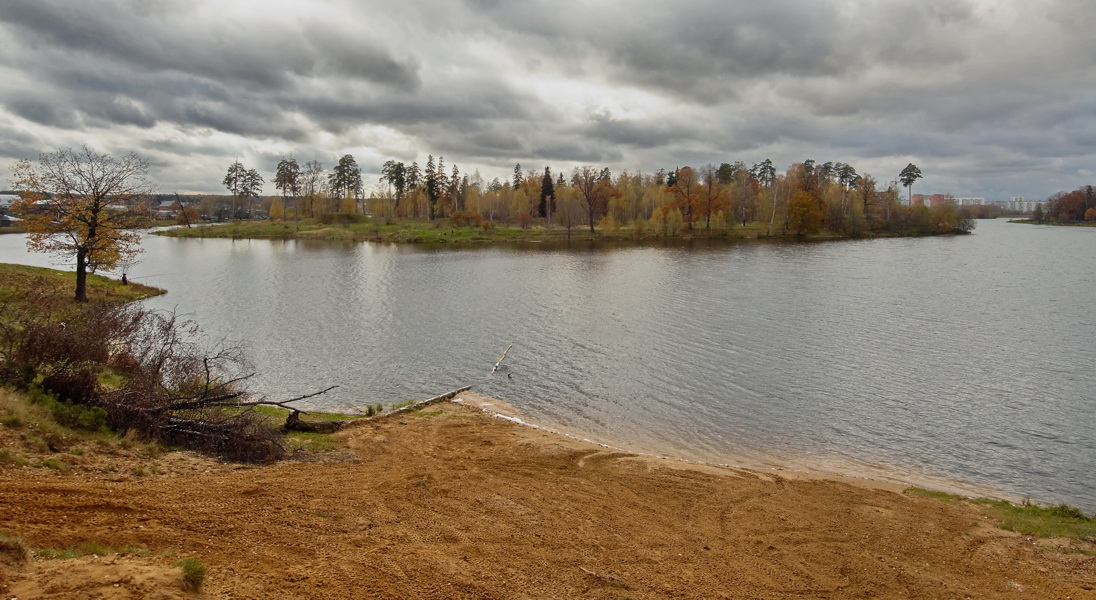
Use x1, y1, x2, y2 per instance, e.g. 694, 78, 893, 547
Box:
2, 400, 1094, 599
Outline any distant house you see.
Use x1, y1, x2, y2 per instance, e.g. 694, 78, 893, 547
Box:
0, 213, 22, 227
0, 194, 18, 213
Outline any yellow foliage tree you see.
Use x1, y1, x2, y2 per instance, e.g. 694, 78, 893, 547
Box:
12, 146, 153, 302
269, 198, 285, 221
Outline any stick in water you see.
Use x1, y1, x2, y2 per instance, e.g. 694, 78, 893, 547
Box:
493, 343, 513, 372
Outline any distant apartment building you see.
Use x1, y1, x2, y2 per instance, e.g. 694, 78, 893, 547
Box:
910, 194, 987, 207
1003, 196, 1044, 213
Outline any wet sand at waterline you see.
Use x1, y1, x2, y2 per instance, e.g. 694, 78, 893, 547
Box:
2, 396, 1094, 599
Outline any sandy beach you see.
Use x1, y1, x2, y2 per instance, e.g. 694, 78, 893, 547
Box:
2, 394, 1094, 599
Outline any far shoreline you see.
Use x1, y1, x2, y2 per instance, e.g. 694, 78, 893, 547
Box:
153, 215, 975, 245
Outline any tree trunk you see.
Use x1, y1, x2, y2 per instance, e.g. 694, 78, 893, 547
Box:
75, 247, 88, 302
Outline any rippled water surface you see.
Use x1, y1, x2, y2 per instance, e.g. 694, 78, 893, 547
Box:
3, 220, 1093, 509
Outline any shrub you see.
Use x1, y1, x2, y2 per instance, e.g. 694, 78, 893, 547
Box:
0, 534, 30, 564
449, 210, 483, 228
0, 450, 29, 467
1, 301, 288, 463
597, 214, 619, 232
26, 386, 108, 432
176, 558, 206, 591
317, 212, 365, 225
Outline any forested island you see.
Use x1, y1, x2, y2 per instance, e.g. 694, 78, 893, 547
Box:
159, 156, 975, 243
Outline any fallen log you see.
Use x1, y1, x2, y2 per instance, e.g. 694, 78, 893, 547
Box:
283, 386, 472, 432
387, 386, 472, 417
284, 410, 346, 433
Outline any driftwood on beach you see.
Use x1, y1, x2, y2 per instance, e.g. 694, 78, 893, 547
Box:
387, 386, 472, 417
283, 386, 472, 433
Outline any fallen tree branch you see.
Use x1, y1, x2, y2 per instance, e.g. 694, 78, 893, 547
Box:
285, 386, 472, 433
387, 386, 471, 417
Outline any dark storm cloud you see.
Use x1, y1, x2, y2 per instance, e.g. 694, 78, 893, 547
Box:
6, 96, 80, 129
0, 1, 419, 92
582, 111, 702, 148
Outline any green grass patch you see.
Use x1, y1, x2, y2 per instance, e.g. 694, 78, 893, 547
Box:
118, 545, 152, 556
907, 488, 1096, 543
970, 499, 1096, 541
25, 385, 110, 433
37, 540, 113, 559
286, 431, 346, 453
407, 409, 444, 418
0, 263, 163, 307
245, 405, 359, 453
36, 458, 68, 471
175, 557, 206, 591
0, 449, 29, 467
246, 404, 359, 423
1, 386, 163, 461
156, 216, 780, 245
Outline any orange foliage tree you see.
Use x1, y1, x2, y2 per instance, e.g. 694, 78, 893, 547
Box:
12, 146, 154, 302
786, 190, 823, 236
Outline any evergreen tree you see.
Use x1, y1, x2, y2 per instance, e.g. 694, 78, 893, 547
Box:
329, 154, 362, 202
381, 160, 407, 201
540, 166, 555, 218
899, 163, 922, 206
424, 155, 438, 220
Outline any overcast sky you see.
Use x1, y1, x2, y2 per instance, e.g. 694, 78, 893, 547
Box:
2, 0, 1093, 201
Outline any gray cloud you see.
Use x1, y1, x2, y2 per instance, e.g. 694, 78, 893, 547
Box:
1, 0, 1094, 201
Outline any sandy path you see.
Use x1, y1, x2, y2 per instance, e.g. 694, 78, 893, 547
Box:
2, 400, 1094, 599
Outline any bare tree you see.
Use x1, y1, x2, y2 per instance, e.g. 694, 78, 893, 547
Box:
571, 166, 611, 233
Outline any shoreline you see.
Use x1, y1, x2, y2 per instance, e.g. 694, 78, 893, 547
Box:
3, 399, 1094, 598
450, 390, 1016, 505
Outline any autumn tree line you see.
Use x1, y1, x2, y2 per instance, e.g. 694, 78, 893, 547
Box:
1037, 186, 1096, 223
234, 153, 973, 237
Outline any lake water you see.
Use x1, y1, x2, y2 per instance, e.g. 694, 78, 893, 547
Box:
2, 220, 1094, 511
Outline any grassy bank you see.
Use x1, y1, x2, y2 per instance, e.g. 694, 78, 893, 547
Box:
1010, 218, 1096, 227
157, 216, 839, 244
0, 263, 163, 306
906, 488, 1096, 545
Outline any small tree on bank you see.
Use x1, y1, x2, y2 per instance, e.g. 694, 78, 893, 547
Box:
12, 146, 154, 302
